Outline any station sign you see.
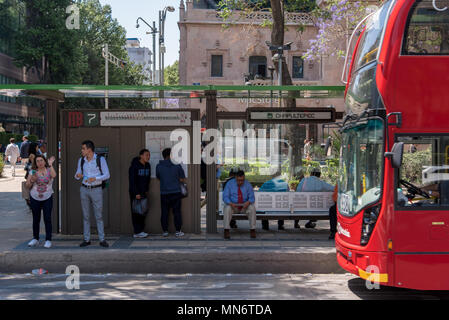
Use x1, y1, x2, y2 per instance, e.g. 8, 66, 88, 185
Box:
246, 107, 336, 124
64, 110, 191, 127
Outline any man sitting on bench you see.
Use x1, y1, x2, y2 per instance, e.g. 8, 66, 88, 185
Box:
223, 170, 256, 239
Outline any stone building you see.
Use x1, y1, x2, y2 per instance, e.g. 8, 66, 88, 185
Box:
177, 0, 346, 142
125, 38, 153, 85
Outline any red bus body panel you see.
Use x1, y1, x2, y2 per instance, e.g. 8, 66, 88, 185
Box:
336, 0, 449, 290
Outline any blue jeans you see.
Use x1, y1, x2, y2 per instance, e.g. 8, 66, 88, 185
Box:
30, 196, 53, 241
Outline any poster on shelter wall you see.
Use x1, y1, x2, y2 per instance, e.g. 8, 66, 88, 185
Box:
145, 131, 188, 178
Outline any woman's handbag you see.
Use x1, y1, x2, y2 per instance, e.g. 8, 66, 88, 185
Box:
132, 197, 148, 216
180, 182, 188, 198
21, 180, 30, 200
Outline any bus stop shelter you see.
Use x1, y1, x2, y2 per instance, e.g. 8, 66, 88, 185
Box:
0, 84, 344, 235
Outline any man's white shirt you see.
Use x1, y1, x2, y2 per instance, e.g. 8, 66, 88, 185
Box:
75, 153, 110, 186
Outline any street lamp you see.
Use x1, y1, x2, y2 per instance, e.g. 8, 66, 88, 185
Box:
266, 41, 292, 107
136, 17, 158, 85
159, 6, 175, 86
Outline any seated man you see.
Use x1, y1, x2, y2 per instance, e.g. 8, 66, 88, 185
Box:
223, 170, 256, 239
297, 167, 335, 228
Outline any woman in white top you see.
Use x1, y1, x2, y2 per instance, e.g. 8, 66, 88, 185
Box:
26, 155, 56, 248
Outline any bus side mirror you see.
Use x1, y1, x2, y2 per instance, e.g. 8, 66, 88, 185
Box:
385, 142, 404, 169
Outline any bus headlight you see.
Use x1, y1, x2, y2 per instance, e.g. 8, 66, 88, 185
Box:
360, 204, 381, 246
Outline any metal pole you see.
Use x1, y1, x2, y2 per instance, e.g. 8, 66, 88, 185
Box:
152, 21, 157, 86
105, 43, 109, 109
158, 10, 162, 85
278, 49, 282, 108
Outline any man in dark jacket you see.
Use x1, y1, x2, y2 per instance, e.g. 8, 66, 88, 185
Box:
20, 135, 30, 164
129, 149, 151, 238
156, 148, 186, 237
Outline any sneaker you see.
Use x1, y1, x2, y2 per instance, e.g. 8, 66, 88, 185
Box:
305, 221, 316, 229
28, 239, 39, 247
278, 225, 285, 231
162, 231, 169, 237
133, 232, 149, 238
79, 240, 91, 247
175, 231, 184, 237
99, 240, 109, 248
44, 240, 52, 248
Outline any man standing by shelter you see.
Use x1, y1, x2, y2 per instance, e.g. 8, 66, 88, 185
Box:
156, 148, 186, 237
223, 170, 256, 239
5, 138, 20, 177
75, 140, 110, 248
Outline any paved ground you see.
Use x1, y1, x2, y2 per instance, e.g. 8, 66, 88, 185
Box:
1, 273, 449, 300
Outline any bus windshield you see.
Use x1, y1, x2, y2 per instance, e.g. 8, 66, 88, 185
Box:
338, 119, 384, 216
351, 0, 394, 73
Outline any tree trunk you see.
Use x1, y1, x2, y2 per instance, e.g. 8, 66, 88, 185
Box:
270, 0, 304, 180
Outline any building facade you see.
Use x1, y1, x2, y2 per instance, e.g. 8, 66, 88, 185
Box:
0, 0, 44, 137
178, 0, 346, 142
125, 38, 153, 85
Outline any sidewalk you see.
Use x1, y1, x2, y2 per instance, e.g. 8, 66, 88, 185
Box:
0, 166, 341, 274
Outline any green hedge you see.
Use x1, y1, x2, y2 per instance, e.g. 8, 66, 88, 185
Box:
0, 154, 4, 178
0, 132, 39, 146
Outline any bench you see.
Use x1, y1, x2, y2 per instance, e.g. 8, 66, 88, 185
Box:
217, 191, 333, 221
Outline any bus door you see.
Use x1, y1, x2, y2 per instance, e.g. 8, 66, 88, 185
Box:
392, 134, 449, 288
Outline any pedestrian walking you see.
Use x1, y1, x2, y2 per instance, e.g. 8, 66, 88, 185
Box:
26, 155, 56, 248
20, 135, 30, 165
156, 148, 186, 237
5, 138, 20, 177
74, 140, 110, 248
129, 149, 151, 238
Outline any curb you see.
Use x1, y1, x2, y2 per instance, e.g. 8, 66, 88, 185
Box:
0, 248, 343, 274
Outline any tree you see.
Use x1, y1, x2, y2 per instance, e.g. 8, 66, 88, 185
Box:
303, 0, 380, 61
14, 0, 87, 84
164, 60, 180, 86
13, 0, 153, 109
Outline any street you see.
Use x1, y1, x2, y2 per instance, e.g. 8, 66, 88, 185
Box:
1, 273, 449, 300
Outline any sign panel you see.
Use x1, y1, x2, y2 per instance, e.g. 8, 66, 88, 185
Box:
145, 131, 188, 178
247, 107, 336, 123
101, 111, 191, 126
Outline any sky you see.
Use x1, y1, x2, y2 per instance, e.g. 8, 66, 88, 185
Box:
99, 0, 181, 68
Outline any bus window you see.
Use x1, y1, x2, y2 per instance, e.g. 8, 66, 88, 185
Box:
403, 0, 449, 55
396, 135, 449, 208
351, 0, 394, 74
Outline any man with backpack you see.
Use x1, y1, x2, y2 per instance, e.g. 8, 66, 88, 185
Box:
75, 140, 110, 248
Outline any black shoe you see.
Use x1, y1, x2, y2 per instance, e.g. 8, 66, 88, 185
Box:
99, 240, 109, 248
294, 222, 300, 229
79, 241, 91, 247
305, 221, 316, 229
329, 232, 336, 240
262, 220, 269, 230
230, 220, 238, 229
278, 225, 285, 231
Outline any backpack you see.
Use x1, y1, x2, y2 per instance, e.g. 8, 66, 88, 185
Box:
80, 155, 109, 189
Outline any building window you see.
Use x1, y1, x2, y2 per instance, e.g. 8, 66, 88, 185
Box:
292, 56, 304, 79
211, 55, 223, 77
249, 56, 267, 79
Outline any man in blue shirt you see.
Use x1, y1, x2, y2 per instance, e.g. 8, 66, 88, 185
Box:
223, 170, 256, 239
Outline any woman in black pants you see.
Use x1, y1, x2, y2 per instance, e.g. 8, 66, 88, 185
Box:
26, 155, 56, 248
129, 149, 151, 238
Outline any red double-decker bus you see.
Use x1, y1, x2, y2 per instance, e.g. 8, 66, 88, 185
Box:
336, 0, 449, 290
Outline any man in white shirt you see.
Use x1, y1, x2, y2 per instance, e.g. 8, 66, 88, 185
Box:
75, 140, 110, 248
5, 138, 20, 177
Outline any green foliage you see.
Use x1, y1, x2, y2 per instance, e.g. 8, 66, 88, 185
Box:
401, 149, 432, 185
0, 154, 4, 178
164, 60, 179, 86
0, 132, 38, 146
